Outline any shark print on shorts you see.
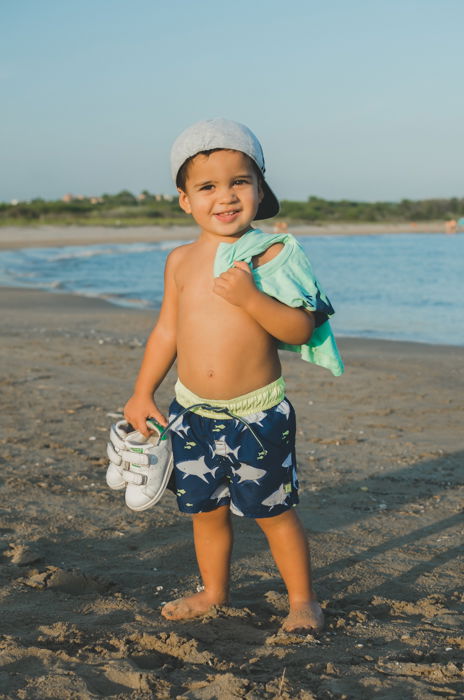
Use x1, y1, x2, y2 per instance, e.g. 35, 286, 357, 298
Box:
168, 396, 299, 518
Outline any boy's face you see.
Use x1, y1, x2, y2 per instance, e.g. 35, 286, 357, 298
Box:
177, 150, 263, 240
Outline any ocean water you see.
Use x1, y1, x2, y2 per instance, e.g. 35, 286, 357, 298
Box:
0, 233, 463, 346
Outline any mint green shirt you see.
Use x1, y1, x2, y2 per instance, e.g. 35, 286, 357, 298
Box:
214, 228, 344, 376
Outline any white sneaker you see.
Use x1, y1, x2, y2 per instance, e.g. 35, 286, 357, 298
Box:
106, 420, 134, 490
121, 420, 174, 511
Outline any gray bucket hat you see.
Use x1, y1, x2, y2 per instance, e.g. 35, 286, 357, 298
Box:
170, 118, 280, 220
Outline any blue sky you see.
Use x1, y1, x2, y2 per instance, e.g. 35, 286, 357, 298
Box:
2, 0, 463, 202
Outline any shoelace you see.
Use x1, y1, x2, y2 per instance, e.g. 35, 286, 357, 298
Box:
159, 402, 268, 456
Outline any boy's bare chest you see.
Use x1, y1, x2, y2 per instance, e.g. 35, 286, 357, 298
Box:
176, 257, 219, 307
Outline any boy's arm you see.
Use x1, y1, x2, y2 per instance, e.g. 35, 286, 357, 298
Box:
213, 256, 314, 346
124, 249, 179, 436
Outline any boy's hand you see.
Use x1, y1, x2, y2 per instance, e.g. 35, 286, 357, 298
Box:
213, 261, 258, 308
124, 394, 168, 438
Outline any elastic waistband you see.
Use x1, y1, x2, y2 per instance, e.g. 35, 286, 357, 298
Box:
174, 377, 286, 419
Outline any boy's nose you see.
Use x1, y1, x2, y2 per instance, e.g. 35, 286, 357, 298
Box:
218, 187, 239, 203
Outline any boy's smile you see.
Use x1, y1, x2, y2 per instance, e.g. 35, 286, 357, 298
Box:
177, 150, 264, 241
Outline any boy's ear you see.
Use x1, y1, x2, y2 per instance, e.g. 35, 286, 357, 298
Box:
177, 188, 192, 215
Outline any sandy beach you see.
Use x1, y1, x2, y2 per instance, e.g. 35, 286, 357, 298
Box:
0, 221, 451, 250
0, 281, 462, 699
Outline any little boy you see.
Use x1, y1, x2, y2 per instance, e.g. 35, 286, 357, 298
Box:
124, 118, 343, 631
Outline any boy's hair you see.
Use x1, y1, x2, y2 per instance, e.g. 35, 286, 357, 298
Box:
176, 148, 265, 192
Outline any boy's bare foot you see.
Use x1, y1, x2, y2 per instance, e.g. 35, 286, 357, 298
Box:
281, 601, 325, 632
161, 591, 226, 620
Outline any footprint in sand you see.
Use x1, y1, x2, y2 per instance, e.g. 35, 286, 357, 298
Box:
5, 544, 43, 566
23, 566, 112, 594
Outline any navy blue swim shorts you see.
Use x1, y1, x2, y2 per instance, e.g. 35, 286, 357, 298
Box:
167, 396, 299, 518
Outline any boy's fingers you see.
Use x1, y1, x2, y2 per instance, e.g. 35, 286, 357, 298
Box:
123, 414, 134, 430
212, 280, 227, 296
130, 419, 149, 437
147, 411, 168, 428
219, 267, 240, 280
233, 260, 251, 273
216, 271, 231, 283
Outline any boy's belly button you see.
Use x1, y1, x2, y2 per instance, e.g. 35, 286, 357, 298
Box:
207, 369, 215, 378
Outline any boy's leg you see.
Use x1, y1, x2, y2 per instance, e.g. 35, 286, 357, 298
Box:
256, 509, 324, 631
161, 505, 232, 620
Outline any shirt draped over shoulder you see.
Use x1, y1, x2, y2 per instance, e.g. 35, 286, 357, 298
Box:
214, 228, 344, 376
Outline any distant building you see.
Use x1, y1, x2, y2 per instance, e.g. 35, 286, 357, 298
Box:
10, 199, 19, 206
62, 193, 74, 202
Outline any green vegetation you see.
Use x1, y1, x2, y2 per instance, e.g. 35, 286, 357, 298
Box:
1, 191, 463, 226
278, 196, 464, 222
0, 191, 189, 227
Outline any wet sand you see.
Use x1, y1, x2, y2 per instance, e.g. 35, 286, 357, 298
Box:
0, 287, 462, 698
0, 221, 450, 250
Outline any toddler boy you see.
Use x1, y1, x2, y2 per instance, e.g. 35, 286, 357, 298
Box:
124, 118, 343, 631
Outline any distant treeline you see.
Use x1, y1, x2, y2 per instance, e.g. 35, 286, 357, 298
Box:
0, 191, 185, 226
278, 196, 464, 222
1, 190, 463, 226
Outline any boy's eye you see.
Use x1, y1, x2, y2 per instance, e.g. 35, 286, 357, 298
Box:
200, 184, 214, 191
234, 179, 249, 186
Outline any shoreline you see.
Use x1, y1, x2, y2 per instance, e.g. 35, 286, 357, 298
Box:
0, 221, 456, 250
2, 286, 463, 349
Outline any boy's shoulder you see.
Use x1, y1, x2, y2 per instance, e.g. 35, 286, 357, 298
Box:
252, 241, 284, 269
165, 240, 195, 268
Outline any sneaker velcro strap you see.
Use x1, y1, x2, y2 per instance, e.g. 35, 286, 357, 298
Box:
120, 450, 149, 466
123, 470, 147, 485
107, 441, 122, 465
